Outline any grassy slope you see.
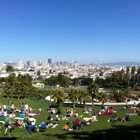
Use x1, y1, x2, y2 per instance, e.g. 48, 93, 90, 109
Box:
0, 94, 140, 140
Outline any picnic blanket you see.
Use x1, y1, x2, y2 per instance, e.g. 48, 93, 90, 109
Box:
34, 114, 43, 117
83, 117, 91, 121
126, 113, 138, 116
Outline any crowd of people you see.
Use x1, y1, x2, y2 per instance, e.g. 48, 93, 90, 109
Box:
0, 98, 139, 137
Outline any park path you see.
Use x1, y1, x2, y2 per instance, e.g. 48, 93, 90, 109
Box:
45, 96, 140, 106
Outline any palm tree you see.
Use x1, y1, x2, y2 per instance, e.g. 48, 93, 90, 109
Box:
52, 89, 65, 108
87, 82, 99, 107
68, 88, 78, 108
81, 89, 91, 108
97, 92, 108, 105
77, 89, 83, 105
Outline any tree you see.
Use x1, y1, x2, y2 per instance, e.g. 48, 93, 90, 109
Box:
87, 82, 99, 107
71, 78, 80, 86
38, 89, 45, 100
126, 66, 130, 88
22, 74, 32, 86
68, 88, 78, 108
52, 89, 65, 108
136, 67, 140, 87
17, 74, 32, 98
80, 89, 91, 108
111, 90, 125, 102
6, 65, 14, 74
97, 92, 108, 105
57, 73, 70, 87
81, 78, 93, 86
61, 75, 70, 87
30, 86, 38, 97
15, 82, 24, 100
3, 83, 14, 99
130, 66, 136, 88
77, 89, 83, 105
45, 76, 58, 86
6, 74, 17, 86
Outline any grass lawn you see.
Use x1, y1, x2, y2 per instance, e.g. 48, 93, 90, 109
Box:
0, 94, 140, 140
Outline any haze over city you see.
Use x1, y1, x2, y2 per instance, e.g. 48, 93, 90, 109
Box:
0, 0, 140, 64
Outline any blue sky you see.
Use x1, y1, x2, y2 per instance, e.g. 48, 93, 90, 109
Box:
0, 0, 140, 64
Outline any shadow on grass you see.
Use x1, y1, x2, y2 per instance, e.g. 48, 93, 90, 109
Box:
42, 124, 140, 140
0, 124, 140, 140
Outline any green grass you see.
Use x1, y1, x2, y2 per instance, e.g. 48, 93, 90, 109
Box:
0, 94, 140, 140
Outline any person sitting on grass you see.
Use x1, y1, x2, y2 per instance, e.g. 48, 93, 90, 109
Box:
120, 116, 126, 122
47, 113, 53, 121
109, 116, 115, 123
91, 113, 98, 122
75, 117, 82, 127
72, 122, 78, 130
9, 111, 16, 118
38, 122, 48, 129
14, 119, 23, 128
135, 107, 140, 113
54, 114, 60, 123
125, 114, 131, 121
81, 120, 90, 126
63, 122, 70, 131
73, 111, 79, 118
37, 107, 42, 114
48, 121, 54, 128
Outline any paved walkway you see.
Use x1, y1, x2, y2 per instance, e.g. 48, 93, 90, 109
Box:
45, 96, 140, 106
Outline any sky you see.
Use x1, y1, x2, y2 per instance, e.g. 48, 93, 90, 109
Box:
0, 0, 140, 65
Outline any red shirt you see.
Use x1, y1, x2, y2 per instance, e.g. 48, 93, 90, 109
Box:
76, 118, 81, 124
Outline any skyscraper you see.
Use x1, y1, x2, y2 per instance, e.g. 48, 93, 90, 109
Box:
99, 59, 101, 68
48, 58, 52, 64
17, 59, 22, 67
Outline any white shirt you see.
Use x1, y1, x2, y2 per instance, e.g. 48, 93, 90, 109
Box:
29, 117, 36, 125
92, 115, 97, 121
24, 104, 29, 110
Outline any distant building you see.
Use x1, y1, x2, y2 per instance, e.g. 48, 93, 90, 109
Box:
48, 59, 52, 64
99, 59, 101, 69
27, 61, 32, 67
17, 59, 22, 67
32, 80, 44, 88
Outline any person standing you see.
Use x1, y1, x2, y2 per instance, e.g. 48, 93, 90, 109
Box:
4, 115, 11, 135
23, 114, 32, 136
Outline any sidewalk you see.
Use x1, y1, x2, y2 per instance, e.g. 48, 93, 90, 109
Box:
45, 96, 140, 106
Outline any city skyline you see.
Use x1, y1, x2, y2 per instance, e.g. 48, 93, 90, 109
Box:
0, 0, 140, 64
